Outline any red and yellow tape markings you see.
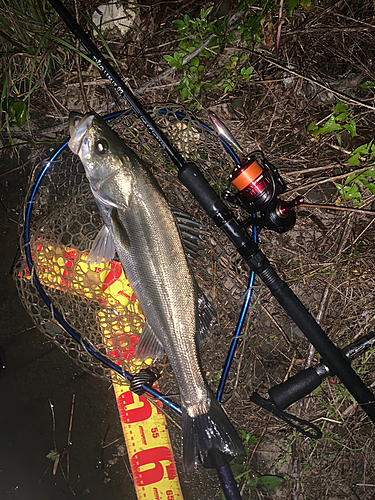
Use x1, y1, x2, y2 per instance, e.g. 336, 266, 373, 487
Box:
114, 381, 182, 499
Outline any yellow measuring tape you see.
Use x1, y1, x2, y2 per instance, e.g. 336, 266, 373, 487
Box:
113, 379, 182, 499
24, 241, 183, 499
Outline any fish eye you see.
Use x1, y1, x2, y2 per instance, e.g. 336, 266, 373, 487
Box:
95, 139, 108, 154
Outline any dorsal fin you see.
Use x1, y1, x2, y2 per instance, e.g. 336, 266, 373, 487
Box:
170, 206, 207, 259
196, 290, 216, 346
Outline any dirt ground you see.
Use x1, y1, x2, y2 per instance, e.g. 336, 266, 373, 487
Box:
1, 0, 375, 499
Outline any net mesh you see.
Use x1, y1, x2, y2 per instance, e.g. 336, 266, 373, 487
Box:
14, 105, 250, 384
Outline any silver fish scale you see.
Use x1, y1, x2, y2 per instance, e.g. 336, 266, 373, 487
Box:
98, 154, 211, 416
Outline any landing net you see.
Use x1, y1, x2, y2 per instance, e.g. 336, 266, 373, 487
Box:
14, 105, 249, 383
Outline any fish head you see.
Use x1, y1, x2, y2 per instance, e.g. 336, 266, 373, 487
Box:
68, 112, 129, 183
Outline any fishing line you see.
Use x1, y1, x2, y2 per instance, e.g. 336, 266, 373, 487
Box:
23, 108, 256, 416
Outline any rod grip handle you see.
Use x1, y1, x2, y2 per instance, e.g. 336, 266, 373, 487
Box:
268, 367, 322, 411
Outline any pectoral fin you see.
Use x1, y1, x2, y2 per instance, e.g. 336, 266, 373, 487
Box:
87, 225, 116, 265
136, 322, 165, 361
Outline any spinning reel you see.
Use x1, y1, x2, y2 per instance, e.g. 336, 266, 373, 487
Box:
209, 112, 303, 233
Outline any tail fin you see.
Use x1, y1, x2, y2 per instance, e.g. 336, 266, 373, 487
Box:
182, 395, 244, 471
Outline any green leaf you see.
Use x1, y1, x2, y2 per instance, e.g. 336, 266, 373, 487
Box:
240, 66, 253, 81
358, 80, 375, 90
241, 29, 249, 43
358, 170, 374, 179
46, 450, 59, 461
344, 171, 361, 184
241, 67, 253, 76
239, 429, 257, 445
318, 115, 342, 134
172, 19, 185, 28
307, 120, 318, 132
334, 101, 346, 114
362, 169, 375, 179
347, 153, 360, 166
335, 132, 342, 146
204, 6, 214, 18
335, 112, 347, 121
352, 143, 370, 154
259, 475, 284, 490
343, 119, 356, 138
287, 0, 299, 17
334, 182, 344, 196
247, 477, 259, 490
363, 182, 375, 195
12, 100, 28, 126
345, 185, 361, 199
164, 57, 179, 67
300, 0, 312, 8
191, 56, 199, 67
180, 86, 189, 100
226, 30, 237, 44
231, 462, 246, 478
2, 96, 14, 115
191, 18, 200, 30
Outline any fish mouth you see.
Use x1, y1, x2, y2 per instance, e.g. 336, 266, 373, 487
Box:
68, 112, 95, 155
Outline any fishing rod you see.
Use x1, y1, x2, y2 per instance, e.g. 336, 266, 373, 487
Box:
47, 0, 375, 430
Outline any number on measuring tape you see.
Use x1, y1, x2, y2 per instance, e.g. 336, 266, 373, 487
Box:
118, 391, 161, 423
131, 446, 177, 486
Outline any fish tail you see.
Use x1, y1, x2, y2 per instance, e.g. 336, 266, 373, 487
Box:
182, 395, 244, 471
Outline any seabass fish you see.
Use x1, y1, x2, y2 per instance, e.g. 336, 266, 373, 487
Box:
68, 112, 243, 469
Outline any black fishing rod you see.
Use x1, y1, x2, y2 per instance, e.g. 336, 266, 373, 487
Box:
47, 0, 375, 427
